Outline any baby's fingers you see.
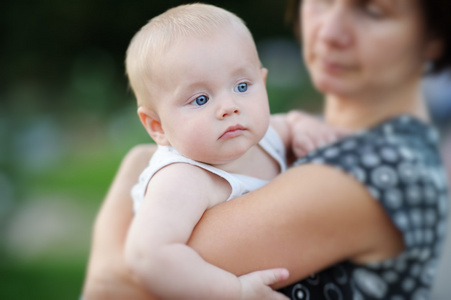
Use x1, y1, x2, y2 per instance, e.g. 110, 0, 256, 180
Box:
239, 268, 290, 300
257, 268, 290, 287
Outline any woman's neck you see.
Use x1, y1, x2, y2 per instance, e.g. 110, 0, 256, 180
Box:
324, 82, 429, 131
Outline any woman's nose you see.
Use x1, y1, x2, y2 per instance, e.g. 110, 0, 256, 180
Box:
318, 5, 352, 48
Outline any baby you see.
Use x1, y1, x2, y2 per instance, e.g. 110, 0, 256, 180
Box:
125, 3, 340, 300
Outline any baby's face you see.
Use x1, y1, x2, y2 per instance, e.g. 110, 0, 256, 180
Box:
149, 25, 270, 165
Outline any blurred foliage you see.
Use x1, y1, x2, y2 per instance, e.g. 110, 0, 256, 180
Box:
1, 0, 300, 115
1, 0, 322, 299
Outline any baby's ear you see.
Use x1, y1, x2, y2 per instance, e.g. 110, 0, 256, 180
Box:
137, 106, 170, 146
261, 67, 268, 84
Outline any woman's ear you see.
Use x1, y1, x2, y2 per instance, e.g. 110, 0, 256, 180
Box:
261, 67, 269, 84
137, 106, 170, 146
425, 37, 444, 61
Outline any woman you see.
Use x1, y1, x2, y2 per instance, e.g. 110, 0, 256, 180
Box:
83, 0, 451, 299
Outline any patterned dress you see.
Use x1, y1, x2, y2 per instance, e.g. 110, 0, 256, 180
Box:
279, 115, 449, 300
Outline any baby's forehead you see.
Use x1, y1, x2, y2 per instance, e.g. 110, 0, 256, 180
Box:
150, 33, 260, 87
168, 20, 251, 48
151, 22, 256, 61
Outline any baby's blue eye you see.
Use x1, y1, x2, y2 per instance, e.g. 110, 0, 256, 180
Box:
235, 83, 248, 93
193, 95, 209, 106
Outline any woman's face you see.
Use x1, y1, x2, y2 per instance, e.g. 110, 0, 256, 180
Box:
301, 0, 439, 99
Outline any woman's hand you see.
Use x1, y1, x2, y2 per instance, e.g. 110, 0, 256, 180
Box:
287, 110, 349, 158
271, 110, 349, 162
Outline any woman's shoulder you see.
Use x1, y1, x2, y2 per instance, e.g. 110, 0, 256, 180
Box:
295, 115, 447, 189
296, 113, 449, 248
280, 115, 449, 299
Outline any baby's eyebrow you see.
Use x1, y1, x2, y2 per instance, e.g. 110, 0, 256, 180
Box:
231, 64, 257, 76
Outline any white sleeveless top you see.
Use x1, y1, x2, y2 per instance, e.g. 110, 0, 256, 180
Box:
131, 126, 287, 212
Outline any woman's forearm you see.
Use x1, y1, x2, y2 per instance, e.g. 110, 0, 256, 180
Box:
83, 144, 159, 300
188, 164, 403, 287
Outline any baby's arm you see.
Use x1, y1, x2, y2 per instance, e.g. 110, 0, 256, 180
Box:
271, 110, 348, 159
125, 163, 289, 300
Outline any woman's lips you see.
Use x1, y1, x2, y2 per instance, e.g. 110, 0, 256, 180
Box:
219, 124, 246, 140
319, 59, 353, 74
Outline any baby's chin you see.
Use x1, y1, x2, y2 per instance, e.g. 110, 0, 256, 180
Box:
208, 149, 253, 167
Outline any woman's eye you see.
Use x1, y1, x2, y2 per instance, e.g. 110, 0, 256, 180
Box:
192, 95, 209, 106
363, 2, 384, 18
234, 83, 248, 93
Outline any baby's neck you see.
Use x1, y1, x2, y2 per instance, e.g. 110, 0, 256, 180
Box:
213, 145, 280, 181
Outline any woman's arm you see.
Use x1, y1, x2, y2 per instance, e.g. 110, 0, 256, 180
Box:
83, 145, 403, 296
82, 144, 159, 300
189, 163, 404, 287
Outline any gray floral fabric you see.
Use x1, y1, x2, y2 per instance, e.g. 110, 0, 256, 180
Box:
279, 115, 449, 300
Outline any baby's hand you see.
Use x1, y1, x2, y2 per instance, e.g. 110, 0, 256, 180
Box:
238, 268, 290, 300
287, 110, 348, 158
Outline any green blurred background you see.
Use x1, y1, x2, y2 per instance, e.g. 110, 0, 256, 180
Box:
1, 0, 450, 299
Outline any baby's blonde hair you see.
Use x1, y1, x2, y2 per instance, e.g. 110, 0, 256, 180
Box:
125, 3, 251, 106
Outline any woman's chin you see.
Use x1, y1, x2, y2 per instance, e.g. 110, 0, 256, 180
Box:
313, 78, 353, 98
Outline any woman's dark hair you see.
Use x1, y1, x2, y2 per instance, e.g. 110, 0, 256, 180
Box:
285, 0, 451, 73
